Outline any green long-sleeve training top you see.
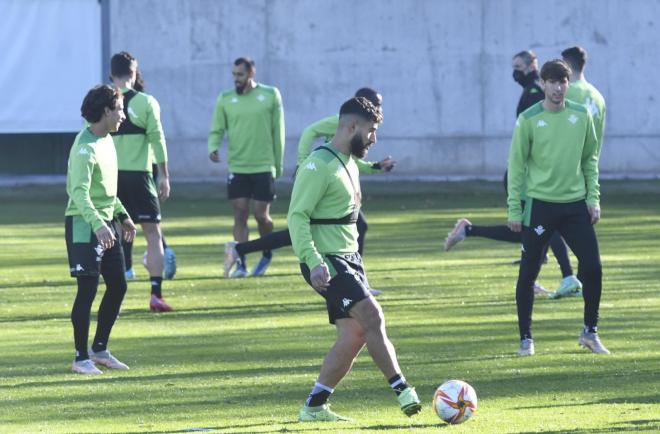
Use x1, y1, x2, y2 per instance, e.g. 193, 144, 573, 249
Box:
65, 128, 127, 231
507, 100, 600, 222
208, 83, 285, 177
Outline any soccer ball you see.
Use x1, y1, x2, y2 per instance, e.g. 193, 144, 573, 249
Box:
433, 380, 478, 424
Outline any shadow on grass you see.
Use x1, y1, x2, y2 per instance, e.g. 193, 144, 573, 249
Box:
518, 418, 660, 434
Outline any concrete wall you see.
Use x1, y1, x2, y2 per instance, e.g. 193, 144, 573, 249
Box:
109, 0, 660, 180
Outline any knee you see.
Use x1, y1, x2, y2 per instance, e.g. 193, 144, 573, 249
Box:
253, 212, 272, 226
234, 208, 250, 222
357, 302, 385, 332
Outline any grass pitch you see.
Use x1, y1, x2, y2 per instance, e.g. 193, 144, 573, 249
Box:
0, 180, 658, 433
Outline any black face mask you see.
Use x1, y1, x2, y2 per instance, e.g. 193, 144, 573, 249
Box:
512, 70, 526, 86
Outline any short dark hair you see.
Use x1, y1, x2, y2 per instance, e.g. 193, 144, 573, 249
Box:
134, 69, 145, 92
81, 85, 122, 123
540, 59, 572, 82
354, 87, 381, 107
339, 97, 383, 123
513, 50, 537, 66
111, 51, 137, 78
561, 46, 587, 73
234, 57, 255, 72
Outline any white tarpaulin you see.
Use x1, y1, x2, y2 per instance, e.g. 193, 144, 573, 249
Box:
0, 0, 101, 133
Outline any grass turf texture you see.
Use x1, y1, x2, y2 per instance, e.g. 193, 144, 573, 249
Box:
0, 180, 658, 434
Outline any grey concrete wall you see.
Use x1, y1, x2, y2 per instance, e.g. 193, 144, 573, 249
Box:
109, 0, 660, 180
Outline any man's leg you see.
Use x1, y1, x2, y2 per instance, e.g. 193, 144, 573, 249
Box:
515, 200, 556, 354
235, 229, 292, 256
141, 222, 171, 311
348, 297, 421, 415
232, 198, 250, 243
557, 202, 608, 353
308, 318, 365, 403
466, 224, 521, 243
251, 200, 274, 276
90, 236, 130, 369
548, 232, 583, 298
71, 275, 99, 362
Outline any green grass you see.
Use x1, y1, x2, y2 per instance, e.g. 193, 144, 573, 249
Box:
0, 180, 659, 433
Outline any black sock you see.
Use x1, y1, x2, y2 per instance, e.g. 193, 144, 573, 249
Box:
388, 374, 411, 396
151, 276, 163, 297
306, 382, 334, 407
238, 254, 247, 269
263, 249, 272, 259
162, 237, 168, 250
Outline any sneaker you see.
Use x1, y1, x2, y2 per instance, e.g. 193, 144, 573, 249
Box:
299, 404, 352, 422
397, 387, 422, 416
125, 268, 136, 280
518, 338, 535, 356
578, 330, 610, 354
533, 282, 551, 296
444, 219, 471, 251
369, 288, 383, 297
223, 241, 239, 278
71, 359, 103, 375
229, 265, 249, 278
549, 275, 583, 299
149, 294, 173, 312
251, 255, 272, 277
90, 350, 129, 370
163, 247, 177, 279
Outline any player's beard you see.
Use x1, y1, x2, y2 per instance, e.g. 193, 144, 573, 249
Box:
235, 81, 246, 94
350, 133, 369, 158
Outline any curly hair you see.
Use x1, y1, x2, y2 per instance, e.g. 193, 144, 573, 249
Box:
81, 85, 122, 123
339, 97, 383, 123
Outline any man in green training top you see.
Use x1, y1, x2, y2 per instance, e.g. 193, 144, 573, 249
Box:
208, 57, 285, 278
222, 88, 394, 279
507, 59, 609, 356
66, 85, 137, 374
562, 46, 606, 156
110, 51, 173, 312
289, 97, 421, 422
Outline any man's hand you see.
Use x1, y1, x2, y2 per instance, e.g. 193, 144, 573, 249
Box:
310, 263, 331, 292
209, 150, 221, 163
378, 156, 396, 172
588, 205, 601, 225
158, 176, 170, 201
121, 218, 137, 243
95, 224, 116, 250
508, 220, 522, 233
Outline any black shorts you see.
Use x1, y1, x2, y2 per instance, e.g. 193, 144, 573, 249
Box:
227, 172, 275, 202
117, 170, 161, 223
300, 253, 371, 324
65, 216, 126, 278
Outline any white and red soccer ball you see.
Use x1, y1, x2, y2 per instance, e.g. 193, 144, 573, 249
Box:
433, 380, 478, 424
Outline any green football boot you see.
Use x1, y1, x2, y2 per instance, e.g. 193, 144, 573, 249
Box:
549, 275, 582, 299
397, 387, 422, 416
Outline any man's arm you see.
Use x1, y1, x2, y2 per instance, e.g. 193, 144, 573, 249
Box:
355, 156, 396, 174
296, 115, 339, 166
507, 115, 530, 227
272, 88, 285, 178
208, 94, 226, 160
146, 96, 170, 200
287, 159, 329, 270
582, 112, 600, 215
146, 96, 167, 165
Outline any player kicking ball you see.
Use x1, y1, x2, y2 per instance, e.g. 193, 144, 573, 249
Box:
288, 97, 421, 421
